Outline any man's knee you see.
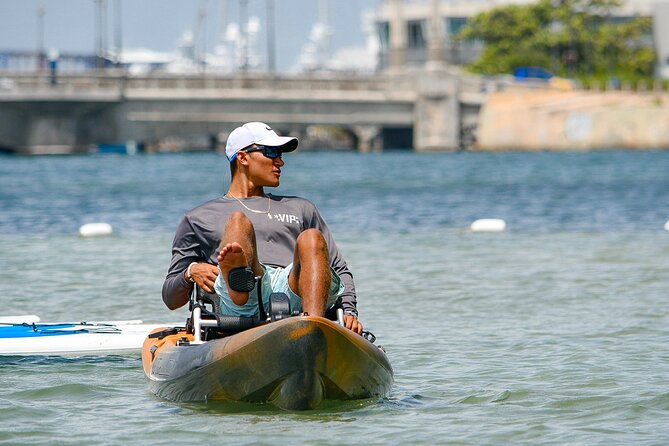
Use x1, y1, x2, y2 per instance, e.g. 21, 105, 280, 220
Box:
296, 229, 328, 255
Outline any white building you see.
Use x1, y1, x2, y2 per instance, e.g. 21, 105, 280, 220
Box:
373, 0, 664, 73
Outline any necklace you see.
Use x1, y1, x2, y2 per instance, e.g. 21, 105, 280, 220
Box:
227, 192, 272, 219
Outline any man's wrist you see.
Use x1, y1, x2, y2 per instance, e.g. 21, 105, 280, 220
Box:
185, 262, 197, 283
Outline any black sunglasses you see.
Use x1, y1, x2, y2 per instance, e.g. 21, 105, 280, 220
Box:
242, 145, 283, 159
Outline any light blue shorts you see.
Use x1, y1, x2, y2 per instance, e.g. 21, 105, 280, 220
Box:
213, 263, 344, 317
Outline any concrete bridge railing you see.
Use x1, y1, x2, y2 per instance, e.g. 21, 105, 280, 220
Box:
0, 70, 417, 97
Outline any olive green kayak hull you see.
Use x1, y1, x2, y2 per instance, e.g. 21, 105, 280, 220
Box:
142, 316, 393, 410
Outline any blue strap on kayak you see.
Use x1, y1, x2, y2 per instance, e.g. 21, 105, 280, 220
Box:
0, 323, 87, 338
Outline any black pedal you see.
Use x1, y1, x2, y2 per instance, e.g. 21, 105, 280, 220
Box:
228, 266, 256, 292
269, 292, 291, 321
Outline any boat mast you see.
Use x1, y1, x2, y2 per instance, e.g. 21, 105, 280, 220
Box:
266, 0, 275, 73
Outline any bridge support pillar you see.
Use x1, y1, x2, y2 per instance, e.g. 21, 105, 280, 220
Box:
0, 103, 114, 154
23, 114, 83, 154
0, 109, 24, 153
414, 69, 460, 152
352, 125, 381, 153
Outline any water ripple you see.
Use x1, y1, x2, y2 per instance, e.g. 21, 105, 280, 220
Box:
1, 152, 669, 444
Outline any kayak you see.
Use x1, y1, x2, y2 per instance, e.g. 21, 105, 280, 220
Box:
0, 316, 168, 356
142, 315, 393, 410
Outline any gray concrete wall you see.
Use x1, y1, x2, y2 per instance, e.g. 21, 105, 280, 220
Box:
0, 108, 25, 151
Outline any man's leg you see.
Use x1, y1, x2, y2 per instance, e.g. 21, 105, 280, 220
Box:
287, 229, 331, 317
217, 212, 263, 306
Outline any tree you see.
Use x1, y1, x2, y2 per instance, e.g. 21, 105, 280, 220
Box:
458, 0, 655, 80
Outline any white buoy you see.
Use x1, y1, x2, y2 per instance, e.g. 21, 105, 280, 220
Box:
470, 218, 507, 233
79, 222, 113, 237
664, 220, 669, 231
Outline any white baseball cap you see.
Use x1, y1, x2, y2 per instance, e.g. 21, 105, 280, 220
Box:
225, 122, 298, 162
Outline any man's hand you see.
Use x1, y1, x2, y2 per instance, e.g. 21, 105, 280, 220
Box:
187, 263, 219, 293
344, 314, 363, 335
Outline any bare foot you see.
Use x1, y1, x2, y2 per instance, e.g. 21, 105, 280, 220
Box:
217, 242, 251, 306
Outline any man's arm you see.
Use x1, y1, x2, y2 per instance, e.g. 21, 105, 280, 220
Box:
162, 215, 200, 310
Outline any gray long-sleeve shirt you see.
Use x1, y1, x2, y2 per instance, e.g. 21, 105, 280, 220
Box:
162, 194, 357, 315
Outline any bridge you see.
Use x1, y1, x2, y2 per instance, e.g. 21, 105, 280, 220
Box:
0, 68, 492, 154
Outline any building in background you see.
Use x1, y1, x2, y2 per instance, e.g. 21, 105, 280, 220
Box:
653, 2, 669, 78
1, 0, 667, 77
373, 0, 664, 74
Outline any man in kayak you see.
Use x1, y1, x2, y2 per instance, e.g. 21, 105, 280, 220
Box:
162, 122, 363, 334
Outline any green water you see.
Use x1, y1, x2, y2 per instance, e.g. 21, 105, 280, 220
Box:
0, 152, 668, 444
